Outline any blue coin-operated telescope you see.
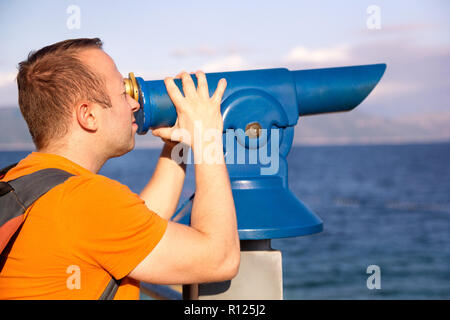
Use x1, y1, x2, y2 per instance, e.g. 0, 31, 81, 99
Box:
125, 64, 386, 240
125, 64, 386, 299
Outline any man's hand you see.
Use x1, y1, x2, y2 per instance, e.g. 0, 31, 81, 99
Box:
151, 71, 227, 149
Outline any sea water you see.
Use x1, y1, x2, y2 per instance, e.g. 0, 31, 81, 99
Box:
1, 143, 449, 299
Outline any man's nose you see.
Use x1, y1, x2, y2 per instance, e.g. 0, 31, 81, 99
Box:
130, 97, 140, 112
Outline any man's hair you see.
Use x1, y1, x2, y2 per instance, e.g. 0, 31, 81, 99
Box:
17, 38, 112, 150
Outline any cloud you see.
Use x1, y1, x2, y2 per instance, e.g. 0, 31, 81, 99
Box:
284, 45, 350, 65
282, 38, 450, 117
196, 45, 217, 56
347, 39, 450, 116
171, 45, 217, 58
0, 72, 18, 108
170, 44, 252, 61
171, 48, 190, 58
200, 54, 248, 72
370, 80, 424, 98
357, 22, 437, 38
0, 71, 16, 87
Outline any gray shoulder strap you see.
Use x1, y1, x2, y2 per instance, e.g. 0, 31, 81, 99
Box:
99, 277, 121, 300
0, 168, 74, 226
7, 168, 74, 207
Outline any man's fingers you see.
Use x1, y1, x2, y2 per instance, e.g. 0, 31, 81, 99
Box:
152, 127, 177, 142
174, 71, 186, 79
211, 78, 227, 104
164, 77, 185, 109
180, 72, 197, 98
196, 71, 209, 99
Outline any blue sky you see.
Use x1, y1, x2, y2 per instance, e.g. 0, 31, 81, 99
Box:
0, 0, 449, 118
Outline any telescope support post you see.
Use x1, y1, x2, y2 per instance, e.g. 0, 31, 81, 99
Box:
182, 240, 283, 300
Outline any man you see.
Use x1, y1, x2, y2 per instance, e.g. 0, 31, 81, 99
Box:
0, 38, 240, 299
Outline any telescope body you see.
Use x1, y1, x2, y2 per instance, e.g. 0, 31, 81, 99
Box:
131, 64, 386, 240
134, 64, 386, 134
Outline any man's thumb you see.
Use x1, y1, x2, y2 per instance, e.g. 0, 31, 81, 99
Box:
151, 127, 174, 141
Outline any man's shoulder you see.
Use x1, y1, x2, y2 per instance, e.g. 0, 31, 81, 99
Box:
65, 173, 135, 199
56, 173, 148, 223
72, 173, 124, 187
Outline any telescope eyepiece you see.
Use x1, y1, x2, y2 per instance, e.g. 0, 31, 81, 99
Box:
124, 72, 139, 102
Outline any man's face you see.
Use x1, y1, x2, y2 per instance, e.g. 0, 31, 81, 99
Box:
80, 49, 140, 157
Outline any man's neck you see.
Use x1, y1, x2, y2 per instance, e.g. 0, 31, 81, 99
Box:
38, 145, 107, 174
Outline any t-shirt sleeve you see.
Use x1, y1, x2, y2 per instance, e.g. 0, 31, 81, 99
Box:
67, 175, 168, 280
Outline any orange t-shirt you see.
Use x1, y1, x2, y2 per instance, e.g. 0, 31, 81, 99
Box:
0, 152, 168, 299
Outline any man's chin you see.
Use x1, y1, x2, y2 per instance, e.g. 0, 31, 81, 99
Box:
109, 138, 135, 159
129, 138, 136, 152
126, 136, 136, 153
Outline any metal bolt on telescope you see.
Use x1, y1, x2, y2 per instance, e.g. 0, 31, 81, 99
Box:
125, 64, 386, 299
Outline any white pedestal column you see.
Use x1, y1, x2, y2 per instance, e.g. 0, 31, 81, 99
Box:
183, 240, 283, 300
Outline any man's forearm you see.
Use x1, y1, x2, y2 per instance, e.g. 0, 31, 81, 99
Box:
140, 142, 186, 219
190, 141, 240, 264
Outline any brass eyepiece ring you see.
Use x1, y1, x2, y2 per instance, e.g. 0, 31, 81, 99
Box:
124, 72, 139, 102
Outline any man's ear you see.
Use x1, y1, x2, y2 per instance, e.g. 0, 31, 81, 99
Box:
75, 101, 99, 132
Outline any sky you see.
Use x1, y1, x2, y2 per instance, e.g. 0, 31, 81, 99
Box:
0, 0, 449, 118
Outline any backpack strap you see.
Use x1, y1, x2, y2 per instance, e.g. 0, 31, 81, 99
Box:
0, 162, 18, 179
0, 166, 121, 300
0, 168, 74, 252
99, 277, 122, 300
